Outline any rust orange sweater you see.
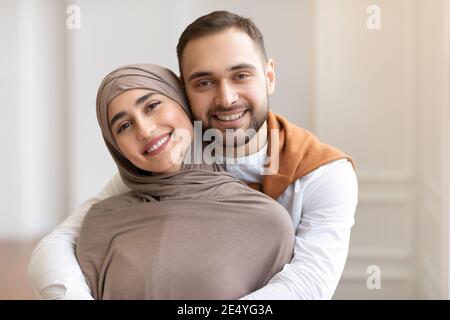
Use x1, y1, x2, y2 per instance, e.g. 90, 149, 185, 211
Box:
248, 112, 355, 199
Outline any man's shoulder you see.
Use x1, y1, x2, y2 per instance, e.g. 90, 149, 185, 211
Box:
270, 112, 337, 147
270, 112, 310, 132
296, 158, 355, 185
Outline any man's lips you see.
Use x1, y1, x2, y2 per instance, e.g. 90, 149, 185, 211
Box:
211, 108, 248, 116
142, 132, 172, 155
211, 109, 248, 124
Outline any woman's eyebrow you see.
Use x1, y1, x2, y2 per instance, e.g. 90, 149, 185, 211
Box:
135, 92, 156, 106
109, 111, 127, 129
109, 92, 157, 128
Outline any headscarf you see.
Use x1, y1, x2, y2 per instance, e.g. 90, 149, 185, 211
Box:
76, 64, 295, 299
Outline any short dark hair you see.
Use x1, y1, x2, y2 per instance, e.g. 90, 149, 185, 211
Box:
176, 11, 268, 79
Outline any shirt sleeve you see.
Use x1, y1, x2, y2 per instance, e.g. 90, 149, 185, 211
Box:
240, 160, 358, 300
27, 172, 129, 300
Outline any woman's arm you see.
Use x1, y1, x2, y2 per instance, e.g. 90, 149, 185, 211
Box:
27, 172, 130, 300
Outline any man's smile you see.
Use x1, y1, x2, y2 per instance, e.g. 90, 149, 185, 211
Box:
210, 109, 249, 129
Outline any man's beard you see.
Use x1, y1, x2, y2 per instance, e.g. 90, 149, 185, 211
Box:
204, 97, 269, 148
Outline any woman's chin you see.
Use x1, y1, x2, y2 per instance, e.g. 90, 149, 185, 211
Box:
140, 162, 182, 175
133, 145, 186, 174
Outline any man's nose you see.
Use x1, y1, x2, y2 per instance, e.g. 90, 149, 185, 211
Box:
214, 81, 238, 108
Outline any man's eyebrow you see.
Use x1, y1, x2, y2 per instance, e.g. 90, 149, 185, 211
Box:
109, 92, 156, 128
187, 63, 257, 83
187, 71, 213, 83
228, 63, 256, 71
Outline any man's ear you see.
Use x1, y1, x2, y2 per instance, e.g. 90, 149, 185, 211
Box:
265, 58, 276, 95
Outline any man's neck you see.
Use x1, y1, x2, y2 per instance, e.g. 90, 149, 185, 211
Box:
217, 121, 268, 158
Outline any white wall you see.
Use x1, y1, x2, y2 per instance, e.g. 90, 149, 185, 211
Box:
0, 0, 67, 240
316, 0, 450, 299
416, 0, 450, 299
313, 0, 418, 299
0, 0, 21, 239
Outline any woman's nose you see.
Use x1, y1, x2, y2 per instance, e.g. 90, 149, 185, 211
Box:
136, 119, 156, 141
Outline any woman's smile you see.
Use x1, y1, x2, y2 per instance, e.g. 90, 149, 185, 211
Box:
142, 132, 173, 157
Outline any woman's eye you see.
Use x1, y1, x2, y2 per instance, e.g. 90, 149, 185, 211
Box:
145, 101, 161, 112
118, 122, 131, 133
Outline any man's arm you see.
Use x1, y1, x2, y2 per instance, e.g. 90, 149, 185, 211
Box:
27, 172, 129, 300
240, 160, 358, 299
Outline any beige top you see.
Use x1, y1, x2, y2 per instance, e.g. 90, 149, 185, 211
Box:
77, 169, 294, 299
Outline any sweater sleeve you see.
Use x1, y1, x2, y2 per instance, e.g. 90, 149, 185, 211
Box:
27, 172, 129, 300
240, 160, 358, 299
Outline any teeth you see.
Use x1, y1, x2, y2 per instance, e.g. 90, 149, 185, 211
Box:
146, 135, 169, 153
216, 111, 244, 121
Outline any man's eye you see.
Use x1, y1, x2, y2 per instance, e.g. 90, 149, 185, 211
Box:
235, 73, 249, 80
145, 101, 161, 112
118, 122, 131, 133
196, 80, 212, 88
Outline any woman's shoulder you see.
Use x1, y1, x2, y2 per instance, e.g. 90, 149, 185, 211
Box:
87, 191, 140, 215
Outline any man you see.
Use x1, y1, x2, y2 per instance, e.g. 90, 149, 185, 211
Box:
28, 11, 358, 300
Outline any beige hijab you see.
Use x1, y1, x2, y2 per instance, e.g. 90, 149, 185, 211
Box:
76, 64, 294, 299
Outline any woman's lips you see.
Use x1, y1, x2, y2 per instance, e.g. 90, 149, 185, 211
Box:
143, 132, 172, 157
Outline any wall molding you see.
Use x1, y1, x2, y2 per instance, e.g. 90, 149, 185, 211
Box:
356, 171, 414, 183
348, 248, 412, 261
341, 250, 414, 288
417, 257, 441, 298
358, 192, 414, 205
357, 171, 415, 204
421, 187, 442, 224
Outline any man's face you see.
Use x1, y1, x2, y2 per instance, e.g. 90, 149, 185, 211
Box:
181, 27, 275, 146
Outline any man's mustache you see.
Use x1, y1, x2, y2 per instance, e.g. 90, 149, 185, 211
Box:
207, 103, 251, 116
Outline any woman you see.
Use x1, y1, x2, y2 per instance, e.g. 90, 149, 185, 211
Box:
76, 64, 295, 300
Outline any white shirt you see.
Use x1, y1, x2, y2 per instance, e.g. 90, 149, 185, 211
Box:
27, 143, 358, 300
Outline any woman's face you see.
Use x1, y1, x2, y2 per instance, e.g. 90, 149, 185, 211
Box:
108, 89, 194, 174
